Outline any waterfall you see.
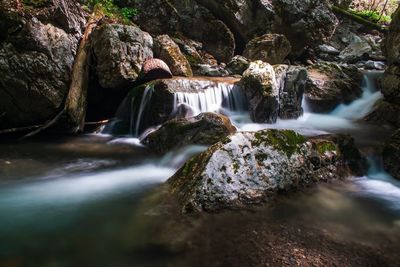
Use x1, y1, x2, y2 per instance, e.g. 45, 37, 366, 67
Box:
133, 85, 154, 136
173, 83, 247, 116
331, 71, 383, 120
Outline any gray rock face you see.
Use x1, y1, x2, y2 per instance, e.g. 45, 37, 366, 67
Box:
277, 66, 308, 119
91, 24, 153, 89
305, 62, 363, 112
273, 0, 339, 54
193, 64, 230, 77
383, 130, 400, 180
243, 34, 291, 64
154, 35, 193, 77
0, 0, 85, 129
142, 112, 236, 153
241, 61, 280, 123
169, 129, 365, 212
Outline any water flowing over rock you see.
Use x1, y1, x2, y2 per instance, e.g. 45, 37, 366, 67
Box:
90, 24, 153, 89
154, 35, 193, 77
104, 77, 245, 136
383, 129, 400, 180
243, 34, 291, 64
273, 0, 338, 55
0, 0, 85, 129
305, 62, 363, 112
168, 129, 365, 213
142, 112, 236, 153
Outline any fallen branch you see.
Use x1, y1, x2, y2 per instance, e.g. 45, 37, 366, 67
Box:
0, 125, 42, 135
22, 7, 104, 139
332, 5, 388, 32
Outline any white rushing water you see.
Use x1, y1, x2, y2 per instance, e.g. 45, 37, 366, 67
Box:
331, 71, 383, 120
173, 83, 247, 116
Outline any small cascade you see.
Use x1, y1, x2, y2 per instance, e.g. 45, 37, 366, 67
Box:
133, 85, 154, 136
173, 83, 247, 116
331, 71, 383, 120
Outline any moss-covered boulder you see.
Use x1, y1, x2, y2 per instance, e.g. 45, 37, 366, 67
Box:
142, 112, 236, 153
168, 129, 365, 213
383, 129, 400, 180
305, 62, 363, 112
243, 34, 291, 65
154, 35, 193, 77
226, 55, 250, 75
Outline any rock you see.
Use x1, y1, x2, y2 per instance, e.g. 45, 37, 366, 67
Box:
168, 129, 365, 212
364, 60, 386, 70
339, 39, 372, 63
243, 34, 291, 65
138, 59, 173, 83
383, 129, 400, 180
273, 0, 339, 55
154, 35, 193, 77
277, 66, 308, 119
226, 55, 250, 75
364, 100, 400, 128
142, 112, 236, 153
240, 61, 280, 123
91, 24, 153, 89
193, 64, 230, 77
330, 0, 352, 9
318, 44, 340, 55
173, 36, 205, 65
193, 0, 276, 51
305, 62, 363, 112
135, 0, 235, 63
381, 7, 400, 107
0, 0, 85, 129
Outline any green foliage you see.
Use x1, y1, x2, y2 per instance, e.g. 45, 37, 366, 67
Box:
351, 9, 392, 24
82, 0, 138, 23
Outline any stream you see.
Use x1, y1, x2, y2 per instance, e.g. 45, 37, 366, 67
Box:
0, 71, 399, 266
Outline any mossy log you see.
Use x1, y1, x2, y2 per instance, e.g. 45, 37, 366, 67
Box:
332, 5, 388, 32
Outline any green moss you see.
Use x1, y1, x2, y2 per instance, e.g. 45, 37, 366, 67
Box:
232, 162, 239, 174
254, 129, 306, 158
315, 141, 337, 154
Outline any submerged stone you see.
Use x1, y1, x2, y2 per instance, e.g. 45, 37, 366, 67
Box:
142, 112, 236, 153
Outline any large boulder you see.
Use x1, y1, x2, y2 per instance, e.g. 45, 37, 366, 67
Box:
138, 58, 173, 83
142, 112, 236, 153
383, 129, 400, 180
0, 0, 85, 129
241, 61, 280, 123
243, 34, 291, 64
168, 129, 365, 213
273, 0, 339, 55
364, 100, 400, 128
90, 24, 153, 89
304, 62, 363, 112
154, 35, 193, 77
